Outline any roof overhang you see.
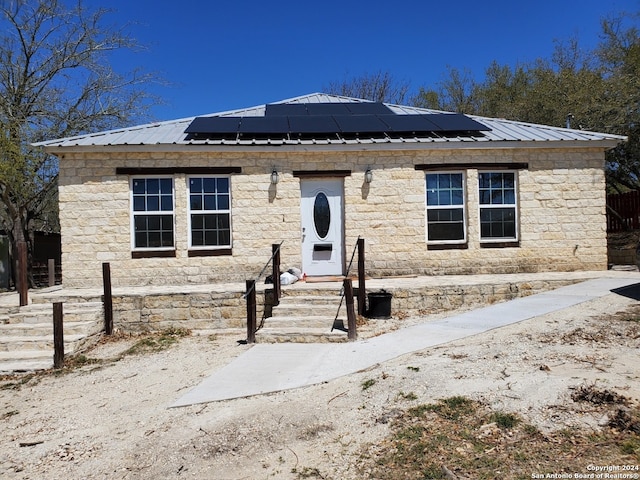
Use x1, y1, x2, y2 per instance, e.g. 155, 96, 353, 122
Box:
42, 138, 624, 156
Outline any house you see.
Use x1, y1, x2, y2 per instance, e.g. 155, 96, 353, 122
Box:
35, 93, 626, 289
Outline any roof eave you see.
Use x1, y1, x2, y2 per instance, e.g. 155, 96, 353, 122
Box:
41, 138, 624, 156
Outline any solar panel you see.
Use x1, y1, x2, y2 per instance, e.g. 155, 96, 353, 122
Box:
265, 104, 308, 116
378, 114, 443, 132
184, 106, 491, 138
288, 115, 339, 134
333, 115, 389, 134
184, 117, 241, 134
428, 113, 491, 131
345, 103, 393, 115
305, 103, 351, 115
238, 116, 289, 134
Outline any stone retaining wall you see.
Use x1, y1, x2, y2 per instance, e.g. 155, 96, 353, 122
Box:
107, 279, 577, 333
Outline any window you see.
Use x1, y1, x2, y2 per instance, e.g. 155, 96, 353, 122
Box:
478, 171, 518, 241
188, 177, 231, 249
425, 172, 466, 243
131, 177, 174, 250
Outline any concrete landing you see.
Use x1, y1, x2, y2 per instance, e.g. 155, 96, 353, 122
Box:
171, 277, 640, 407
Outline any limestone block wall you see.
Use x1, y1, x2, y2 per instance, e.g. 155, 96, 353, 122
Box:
57, 146, 608, 288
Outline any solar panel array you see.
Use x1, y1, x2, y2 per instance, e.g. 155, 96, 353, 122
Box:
184, 102, 490, 139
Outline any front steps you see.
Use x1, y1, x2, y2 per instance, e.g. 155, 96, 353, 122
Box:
0, 302, 104, 374
256, 289, 354, 343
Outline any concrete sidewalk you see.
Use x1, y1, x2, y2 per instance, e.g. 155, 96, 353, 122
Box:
171, 276, 640, 408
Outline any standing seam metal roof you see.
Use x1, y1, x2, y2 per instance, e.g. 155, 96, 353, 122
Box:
33, 93, 627, 149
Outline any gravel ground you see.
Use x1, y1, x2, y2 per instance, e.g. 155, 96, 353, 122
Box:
1, 290, 639, 479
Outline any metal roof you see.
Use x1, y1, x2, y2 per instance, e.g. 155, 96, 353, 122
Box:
34, 93, 627, 151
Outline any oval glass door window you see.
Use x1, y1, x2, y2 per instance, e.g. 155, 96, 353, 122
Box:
313, 192, 331, 239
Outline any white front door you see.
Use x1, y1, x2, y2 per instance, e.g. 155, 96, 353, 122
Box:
300, 179, 344, 276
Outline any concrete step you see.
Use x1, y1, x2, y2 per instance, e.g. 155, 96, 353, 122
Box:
255, 327, 349, 343
262, 315, 342, 329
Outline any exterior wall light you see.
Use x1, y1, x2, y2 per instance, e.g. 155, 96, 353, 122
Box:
364, 167, 373, 184
270, 169, 279, 185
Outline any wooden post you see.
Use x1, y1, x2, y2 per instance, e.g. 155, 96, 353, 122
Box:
53, 302, 64, 369
272, 243, 281, 306
102, 262, 113, 335
343, 278, 357, 341
357, 238, 366, 316
18, 241, 28, 306
246, 280, 257, 344
48, 259, 56, 287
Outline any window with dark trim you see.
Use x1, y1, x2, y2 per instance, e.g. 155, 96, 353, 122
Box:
478, 171, 518, 241
188, 177, 232, 249
131, 177, 175, 250
425, 172, 466, 243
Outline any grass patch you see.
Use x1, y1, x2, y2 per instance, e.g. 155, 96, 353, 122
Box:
120, 327, 190, 356
361, 378, 376, 391
357, 396, 640, 479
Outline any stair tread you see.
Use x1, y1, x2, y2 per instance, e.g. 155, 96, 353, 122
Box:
0, 334, 86, 342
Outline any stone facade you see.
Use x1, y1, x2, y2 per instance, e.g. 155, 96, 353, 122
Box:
57, 146, 608, 288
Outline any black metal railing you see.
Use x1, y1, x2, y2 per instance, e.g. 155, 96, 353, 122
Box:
244, 241, 283, 343
332, 237, 365, 341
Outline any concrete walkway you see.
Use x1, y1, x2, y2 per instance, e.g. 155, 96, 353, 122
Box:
171, 275, 640, 407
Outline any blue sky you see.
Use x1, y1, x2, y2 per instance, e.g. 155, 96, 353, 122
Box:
86, 0, 638, 122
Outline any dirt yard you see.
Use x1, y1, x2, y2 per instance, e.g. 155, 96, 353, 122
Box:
1, 289, 639, 479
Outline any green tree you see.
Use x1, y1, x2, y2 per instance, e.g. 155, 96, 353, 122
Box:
0, 0, 155, 285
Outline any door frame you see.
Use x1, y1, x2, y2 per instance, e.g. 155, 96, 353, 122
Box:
299, 177, 346, 277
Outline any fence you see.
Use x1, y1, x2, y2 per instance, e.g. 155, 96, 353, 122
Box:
607, 191, 640, 232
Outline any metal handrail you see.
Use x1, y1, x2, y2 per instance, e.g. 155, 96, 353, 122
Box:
243, 240, 284, 298
332, 236, 361, 330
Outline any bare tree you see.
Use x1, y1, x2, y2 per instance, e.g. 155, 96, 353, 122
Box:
324, 71, 411, 104
0, 0, 156, 285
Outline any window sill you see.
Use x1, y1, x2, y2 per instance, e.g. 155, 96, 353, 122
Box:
427, 243, 468, 250
131, 250, 177, 259
188, 248, 232, 257
480, 241, 520, 248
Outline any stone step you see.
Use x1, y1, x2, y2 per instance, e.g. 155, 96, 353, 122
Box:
0, 320, 101, 337
255, 327, 349, 343
271, 302, 342, 318
6, 303, 103, 325
0, 334, 84, 352
278, 293, 343, 304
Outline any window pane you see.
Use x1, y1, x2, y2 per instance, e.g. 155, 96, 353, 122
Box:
440, 175, 451, 188
192, 231, 204, 246
135, 232, 147, 248
426, 174, 438, 190
133, 179, 145, 194
191, 214, 203, 229
438, 190, 451, 205
217, 177, 229, 192
160, 178, 172, 194
204, 195, 217, 210
426, 191, 438, 205
147, 196, 159, 211
203, 178, 217, 193
161, 195, 173, 211
190, 177, 202, 192
190, 195, 202, 210
133, 197, 145, 212
147, 179, 159, 194
218, 194, 229, 210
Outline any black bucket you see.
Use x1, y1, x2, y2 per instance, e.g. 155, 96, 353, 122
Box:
366, 290, 392, 319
